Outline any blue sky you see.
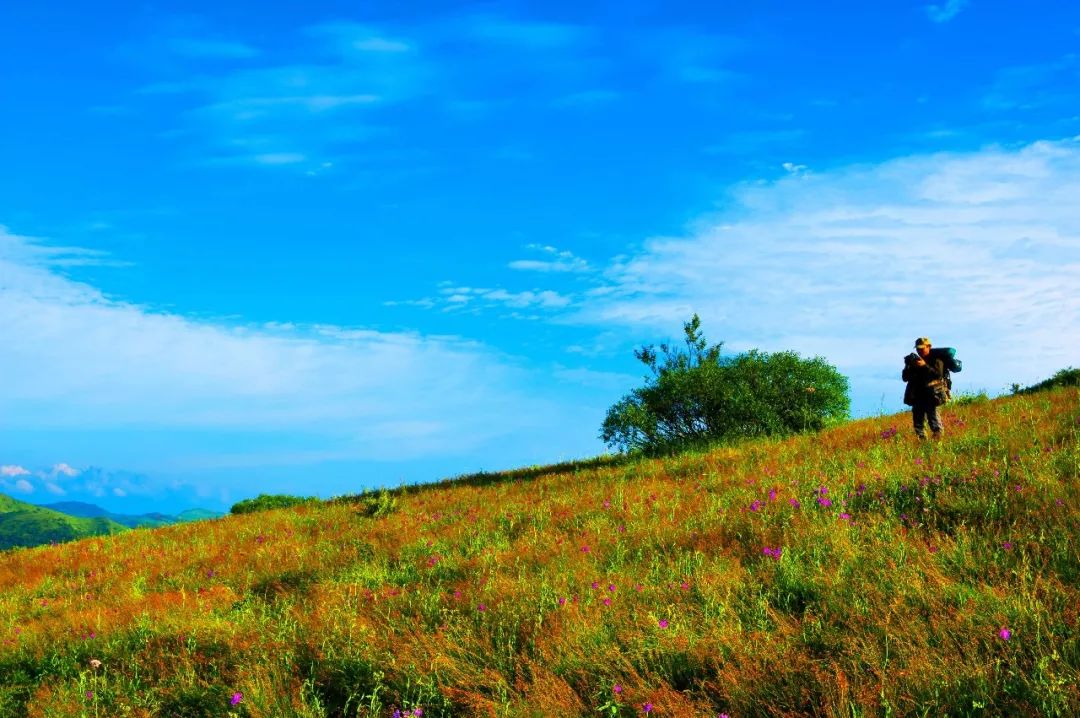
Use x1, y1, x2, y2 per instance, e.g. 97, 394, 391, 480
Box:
1, 0, 1078, 513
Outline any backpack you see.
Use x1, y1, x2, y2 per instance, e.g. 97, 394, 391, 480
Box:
928, 347, 962, 392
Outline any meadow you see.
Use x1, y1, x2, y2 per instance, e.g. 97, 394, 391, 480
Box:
0, 387, 1077, 717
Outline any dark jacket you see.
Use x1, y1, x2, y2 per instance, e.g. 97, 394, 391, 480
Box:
902, 355, 945, 406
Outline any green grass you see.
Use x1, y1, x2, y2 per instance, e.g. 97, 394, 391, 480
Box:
0, 386, 1077, 717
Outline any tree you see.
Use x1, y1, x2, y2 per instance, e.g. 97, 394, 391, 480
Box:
601, 315, 850, 453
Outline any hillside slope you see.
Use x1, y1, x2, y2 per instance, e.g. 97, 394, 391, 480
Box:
0, 495, 128, 551
38, 501, 224, 528
0, 388, 1077, 717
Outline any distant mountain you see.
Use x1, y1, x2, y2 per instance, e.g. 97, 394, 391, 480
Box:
0, 494, 128, 551
39, 501, 224, 528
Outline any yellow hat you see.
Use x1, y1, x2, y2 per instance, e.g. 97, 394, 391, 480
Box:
915, 337, 931, 348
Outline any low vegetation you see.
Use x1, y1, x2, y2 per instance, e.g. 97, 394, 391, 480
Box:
0, 386, 1077, 717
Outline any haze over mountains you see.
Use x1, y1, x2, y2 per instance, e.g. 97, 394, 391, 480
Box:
0, 463, 231, 515
0, 493, 223, 551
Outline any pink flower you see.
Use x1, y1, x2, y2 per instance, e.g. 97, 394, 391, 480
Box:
998, 627, 1011, 640
613, 683, 623, 695
658, 619, 669, 629
581, 545, 591, 553
558, 597, 567, 606
603, 598, 612, 606
477, 603, 487, 612
231, 692, 243, 705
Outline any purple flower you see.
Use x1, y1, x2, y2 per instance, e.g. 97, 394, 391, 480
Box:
413, 709, 423, 716
839, 513, 851, 521
609, 583, 616, 592
614, 683, 623, 695
581, 545, 591, 553
558, 597, 567, 606
658, 619, 669, 629
393, 711, 403, 718
1003, 541, 1013, 551
592, 581, 600, 589
603, 598, 612, 606
643, 703, 653, 713
477, 603, 487, 612
768, 489, 777, 502
789, 498, 801, 509
999, 627, 1011, 640
230, 692, 243, 705
817, 497, 832, 507
749, 500, 761, 512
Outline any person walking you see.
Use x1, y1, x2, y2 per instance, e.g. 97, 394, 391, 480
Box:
902, 337, 946, 439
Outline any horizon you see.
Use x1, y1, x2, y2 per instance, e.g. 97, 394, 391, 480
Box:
2, 0, 1079, 515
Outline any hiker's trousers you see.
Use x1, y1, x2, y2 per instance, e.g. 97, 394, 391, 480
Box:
912, 401, 942, 438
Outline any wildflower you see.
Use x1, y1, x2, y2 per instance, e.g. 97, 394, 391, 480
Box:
614, 684, 623, 695
643, 703, 654, 713
789, 498, 801, 509
453, 590, 462, 600
658, 619, 669, 629
680, 581, 690, 590
86, 691, 93, 699
749, 500, 761, 512
558, 597, 567, 606
89, 659, 102, 670
413, 709, 423, 716
581, 545, 591, 553
609, 583, 617, 592
817, 496, 832, 508
592, 581, 600, 590
839, 513, 851, 521
768, 489, 777, 502
1003, 541, 1013, 551
393, 711, 402, 718
914, 458, 923, 465
231, 692, 243, 705
634, 584, 643, 592
999, 627, 1011, 640
603, 598, 612, 606
477, 603, 487, 612
603, 499, 611, 509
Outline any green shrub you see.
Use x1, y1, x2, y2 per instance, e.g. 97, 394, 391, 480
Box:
601, 314, 849, 453
229, 494, 319, 515
1012, 367, 1080, 395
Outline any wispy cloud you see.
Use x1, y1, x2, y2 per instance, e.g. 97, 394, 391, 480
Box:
563, 138, 1080, 413
0, 227, 569, 465
982, 54, 1079, 112
433, 284, 572, 311
926, 0, 970, 23
169, 38, 261, 59
1, 465, 30, 477
509, 244, 591, 273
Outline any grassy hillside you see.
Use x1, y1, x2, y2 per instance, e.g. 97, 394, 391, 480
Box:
0, 496, 128, 551
0, 387, 1077, 717
38, 501, 224, 529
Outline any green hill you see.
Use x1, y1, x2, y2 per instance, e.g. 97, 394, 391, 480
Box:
0, 495, 128, 550
39, 500, 223, 528
0, 386, 1077, 716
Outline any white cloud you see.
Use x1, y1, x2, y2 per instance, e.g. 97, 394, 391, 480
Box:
0, 227, 566, 463
926, 0, 969, 23
1, 465, 30, 477
13, 479, 33, 494
51, 463, 80, 477
428, 283, 573, 311
44, 483, 66, 495
564, 138, 1080, 414
509, 244, 591, 273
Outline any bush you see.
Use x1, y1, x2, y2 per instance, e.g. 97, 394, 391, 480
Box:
601, 315, 849, 454
229, 494, 319, 515
1011, 367, 1080, 395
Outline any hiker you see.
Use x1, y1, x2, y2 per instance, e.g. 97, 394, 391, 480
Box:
902, 337, 947, 439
